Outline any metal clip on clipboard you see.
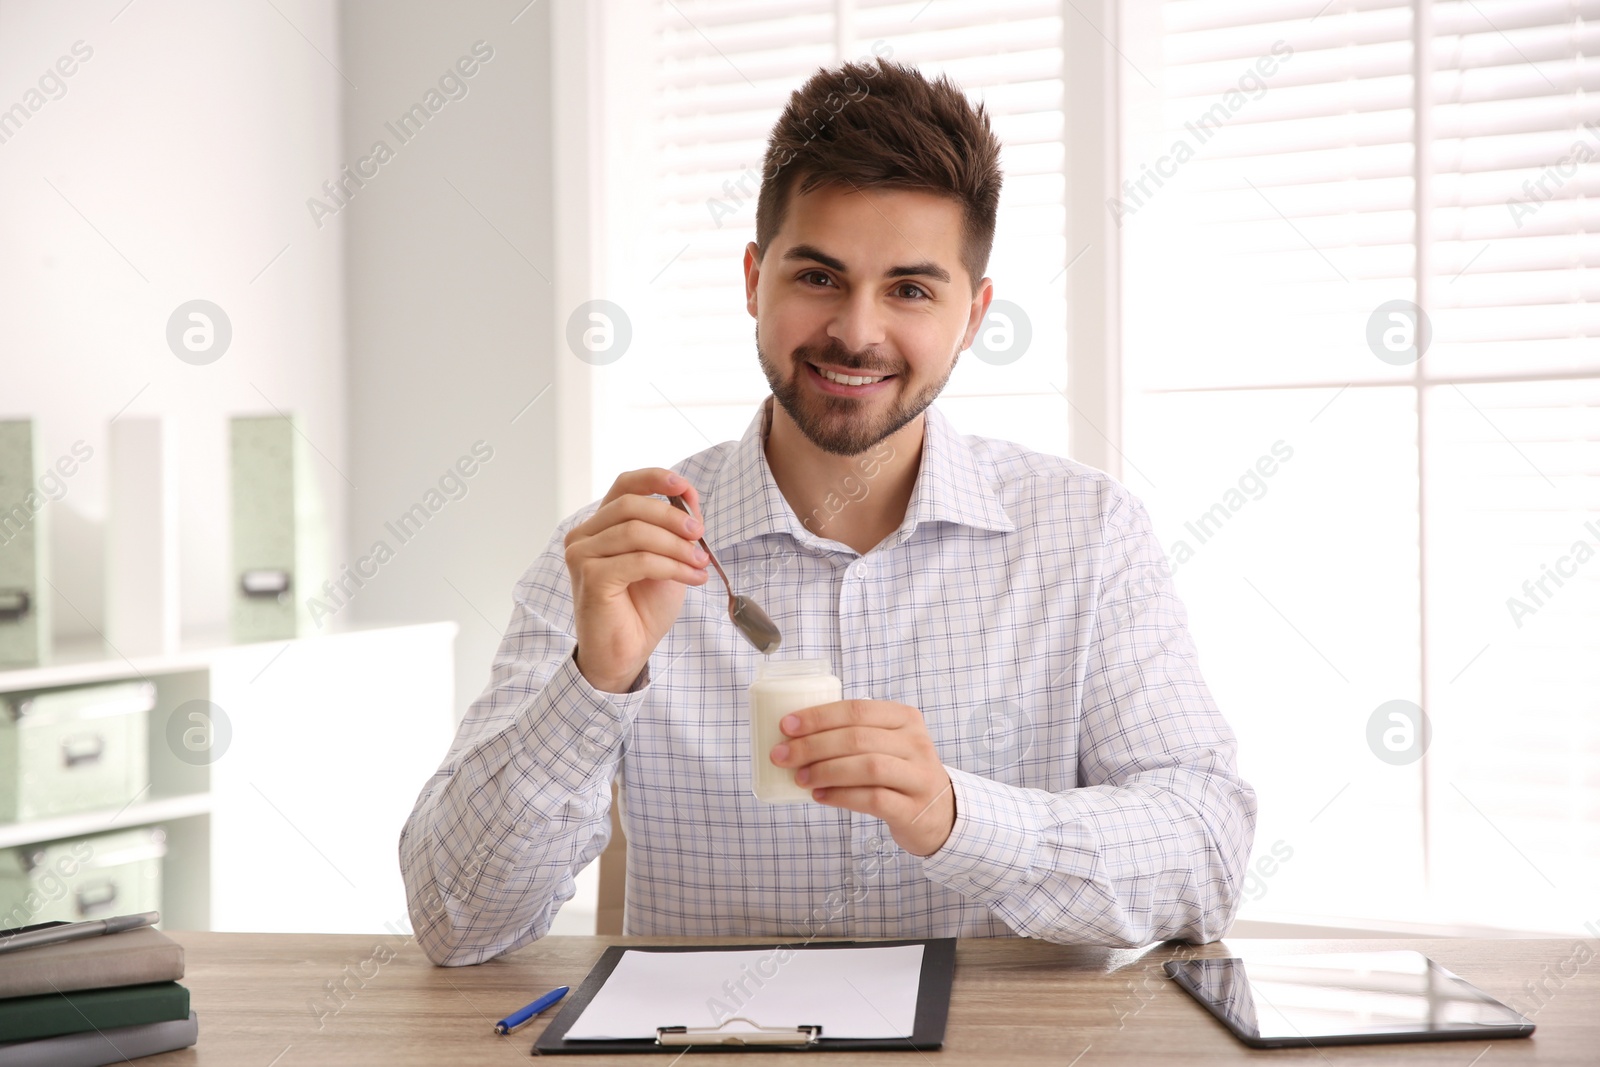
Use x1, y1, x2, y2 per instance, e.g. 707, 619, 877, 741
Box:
655, 1018, 823, 1046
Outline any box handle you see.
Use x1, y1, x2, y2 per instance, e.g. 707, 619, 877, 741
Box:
0, 589, 29, 622
74, 879, 118, 917
240, 569, 292, 598
61, 733, 105, 768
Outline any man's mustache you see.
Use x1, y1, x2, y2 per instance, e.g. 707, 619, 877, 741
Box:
792, 339, 898, 377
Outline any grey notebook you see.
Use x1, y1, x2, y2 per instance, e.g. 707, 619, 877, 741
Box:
0, 1010, 197, 1067
0, 925, 184, 999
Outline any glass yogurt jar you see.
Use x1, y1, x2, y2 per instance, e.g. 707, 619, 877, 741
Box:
747, 658, 842, 804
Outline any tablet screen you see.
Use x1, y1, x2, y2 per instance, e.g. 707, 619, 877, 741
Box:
1164, 951, 1535, 1048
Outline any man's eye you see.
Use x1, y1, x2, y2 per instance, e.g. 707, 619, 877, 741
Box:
802, 271, 834, 287
896, 283, 929, 300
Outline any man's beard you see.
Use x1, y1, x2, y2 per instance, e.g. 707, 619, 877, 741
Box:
756, 327, 958, 457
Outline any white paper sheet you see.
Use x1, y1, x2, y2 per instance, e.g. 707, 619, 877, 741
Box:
562, 944, 926, 1041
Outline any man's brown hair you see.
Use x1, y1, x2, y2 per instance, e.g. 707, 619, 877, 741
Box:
755, 57, 1003, 290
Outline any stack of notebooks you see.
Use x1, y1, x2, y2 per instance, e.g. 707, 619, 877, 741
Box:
0, 923, 197, 1066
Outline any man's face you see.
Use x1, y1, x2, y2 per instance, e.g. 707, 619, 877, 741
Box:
744, 184, 992, 457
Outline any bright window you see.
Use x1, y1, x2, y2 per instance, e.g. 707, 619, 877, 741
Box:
1121, 0, 1600, 933
591, 0, 1073, 498
594, 0, 1600, 935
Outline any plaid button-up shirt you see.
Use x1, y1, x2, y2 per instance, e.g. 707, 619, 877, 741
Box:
401, 397, 1256, 965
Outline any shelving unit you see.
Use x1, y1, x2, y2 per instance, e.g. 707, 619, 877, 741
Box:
0, 622, 457, 933
0, 793, 213, 851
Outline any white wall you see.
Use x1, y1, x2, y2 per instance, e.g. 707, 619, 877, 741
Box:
0, 0, 347, 643
338, 1, 562, 719
3, 0, 592, 929
339, 0, 597, 933
2, 0, 565, 707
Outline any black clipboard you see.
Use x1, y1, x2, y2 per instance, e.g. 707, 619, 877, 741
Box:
533, 937, 955, 1054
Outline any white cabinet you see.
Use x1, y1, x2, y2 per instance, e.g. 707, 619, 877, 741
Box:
0, 622, 455, 933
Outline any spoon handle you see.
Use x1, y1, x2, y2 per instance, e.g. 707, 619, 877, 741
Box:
667, 495, 734, 596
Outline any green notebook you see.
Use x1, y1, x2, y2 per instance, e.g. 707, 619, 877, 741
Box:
0, 981, 189, 1042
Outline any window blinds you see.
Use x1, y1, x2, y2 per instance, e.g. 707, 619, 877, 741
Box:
1123, 0, 1600, 933
593, 0, 1072, 489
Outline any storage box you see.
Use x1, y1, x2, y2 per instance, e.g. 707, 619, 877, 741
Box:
0, 826, 166, 928
0, 420, 48, 669
0, 681, 155, 822
231, 415, 327, 642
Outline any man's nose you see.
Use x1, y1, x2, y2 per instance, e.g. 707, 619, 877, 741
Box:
827, 289, 886, 354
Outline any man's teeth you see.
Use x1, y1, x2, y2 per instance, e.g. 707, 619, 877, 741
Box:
816, 366, 887, 386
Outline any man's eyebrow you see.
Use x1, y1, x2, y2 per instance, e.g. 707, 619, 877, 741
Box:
886, 261, 951, 284
780, 243, 951, 284
782, 244, 848, 272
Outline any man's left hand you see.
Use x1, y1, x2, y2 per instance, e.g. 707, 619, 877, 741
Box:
769, 698, 955, 857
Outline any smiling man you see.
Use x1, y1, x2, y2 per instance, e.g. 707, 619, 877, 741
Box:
400, 59, 1256, 965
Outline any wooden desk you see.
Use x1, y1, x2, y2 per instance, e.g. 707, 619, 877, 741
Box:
133, 933, 1595, 1064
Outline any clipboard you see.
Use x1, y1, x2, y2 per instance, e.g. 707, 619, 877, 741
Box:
533, 937, 955, 1054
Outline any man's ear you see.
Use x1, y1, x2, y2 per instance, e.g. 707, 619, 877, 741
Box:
743, 241, 762, 317
960, 278, 995, 350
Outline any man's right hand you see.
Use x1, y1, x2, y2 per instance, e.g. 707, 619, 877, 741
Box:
564, 468, 710, 693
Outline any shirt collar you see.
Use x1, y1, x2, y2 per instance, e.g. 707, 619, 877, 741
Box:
702, 396, 1017, 554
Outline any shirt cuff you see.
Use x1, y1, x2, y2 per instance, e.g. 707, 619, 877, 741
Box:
514, 647, 652, 796
918, 766, 1043, 904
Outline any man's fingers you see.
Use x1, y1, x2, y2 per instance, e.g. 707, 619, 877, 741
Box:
569, 467, 702, 543
577, 494, 693, 541
781, 698, 906, 738
796, 753, 921, 794
568, 483, 703, 547
773, 724, 913, 769
598, 467, 692, 509
807, 784, 918, 823
663, 483, 705, 526
574, 519, 708, 571
580, 550, 709, 590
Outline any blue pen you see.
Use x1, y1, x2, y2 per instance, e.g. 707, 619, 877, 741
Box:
494, 985, 570, 1035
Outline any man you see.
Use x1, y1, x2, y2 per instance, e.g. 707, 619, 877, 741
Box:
400, 58, 1256, 966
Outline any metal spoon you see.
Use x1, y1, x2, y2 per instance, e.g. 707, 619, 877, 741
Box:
668, 494, 782, 654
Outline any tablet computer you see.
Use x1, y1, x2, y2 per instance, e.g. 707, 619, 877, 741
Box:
1164, 950, 1535, 1049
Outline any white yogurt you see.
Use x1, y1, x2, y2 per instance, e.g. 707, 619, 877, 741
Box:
748, 658, 842, 804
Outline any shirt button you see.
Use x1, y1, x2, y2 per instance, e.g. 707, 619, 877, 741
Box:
850, 562, 869, 579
